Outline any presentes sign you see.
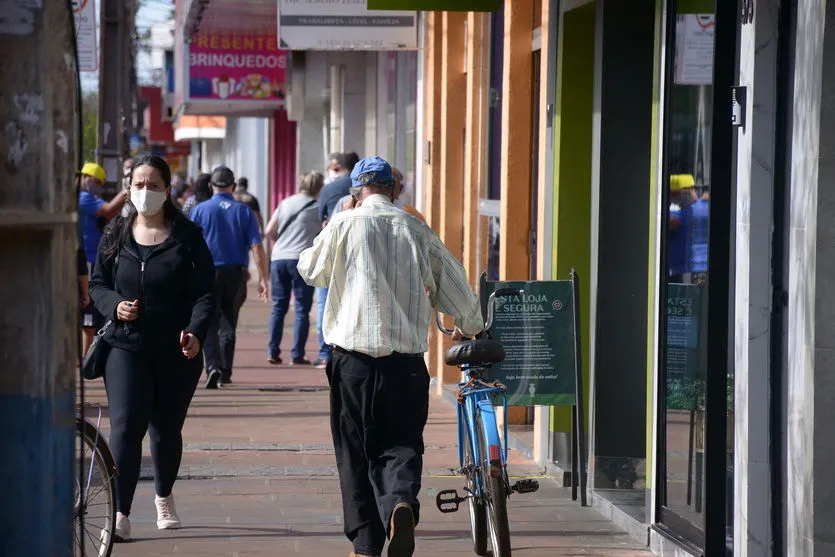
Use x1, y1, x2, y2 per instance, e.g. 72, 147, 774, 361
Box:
188, 32, 287, 102
278, 0, 417, 50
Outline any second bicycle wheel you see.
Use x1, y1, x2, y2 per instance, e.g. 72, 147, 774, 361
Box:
74, 419, 117, 557
463, 423, 488, 555
476, 409, 511, 557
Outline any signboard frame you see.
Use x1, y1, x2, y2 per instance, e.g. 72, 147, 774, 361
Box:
478, 270, 588, 506
72, 0, 97, 72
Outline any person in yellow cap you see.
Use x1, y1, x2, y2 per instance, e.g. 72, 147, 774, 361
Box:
668, 174, 696, 282
78, 161, 129, 355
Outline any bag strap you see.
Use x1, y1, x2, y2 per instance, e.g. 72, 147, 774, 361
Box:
275, 199, 317, 241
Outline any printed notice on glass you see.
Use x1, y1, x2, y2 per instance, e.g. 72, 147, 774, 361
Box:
665, 283, 701, 378
484, 281, 577, 406
675, 14, 715, 86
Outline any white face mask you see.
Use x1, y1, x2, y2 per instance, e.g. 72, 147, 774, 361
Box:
325, 170, 339, 184
131, 188, 167, 216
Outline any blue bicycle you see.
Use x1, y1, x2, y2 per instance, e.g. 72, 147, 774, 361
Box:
435, 288, 539, 557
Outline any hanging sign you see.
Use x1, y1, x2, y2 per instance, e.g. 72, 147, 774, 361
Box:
277, 0, 417, 50
674, 14, 715, 85
72, 0, 97, 72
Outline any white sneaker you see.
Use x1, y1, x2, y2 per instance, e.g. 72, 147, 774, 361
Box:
113, 512, 131, 542
155, 494, 181, 530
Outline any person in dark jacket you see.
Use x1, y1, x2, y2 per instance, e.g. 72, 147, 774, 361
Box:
89, 155, 215, 543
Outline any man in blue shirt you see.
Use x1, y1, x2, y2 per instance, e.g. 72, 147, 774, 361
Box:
77, 162, 128, 354
191, 166, 269, 388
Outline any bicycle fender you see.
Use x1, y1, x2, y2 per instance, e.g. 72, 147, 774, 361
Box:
476, 400, 503, 477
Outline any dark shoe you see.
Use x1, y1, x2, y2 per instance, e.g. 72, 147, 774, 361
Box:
387, 502, 415, 557
292, 358, 312, 366
218, 371, 232, 386
312, 358, 328, 369
205, 369, 220, 390
268, 356, 282, 365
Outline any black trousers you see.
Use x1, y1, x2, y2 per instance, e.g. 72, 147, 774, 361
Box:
327, 348, 430, 556
104, 347, 203, 514
204, 265, 247, 376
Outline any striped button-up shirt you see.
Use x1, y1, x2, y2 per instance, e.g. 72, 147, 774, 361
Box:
297, 194, 484, 358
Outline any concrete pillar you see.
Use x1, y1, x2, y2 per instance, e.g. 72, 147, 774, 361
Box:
0, 1, 78, 553
421, 13, 445, 390
329, 64, 344, 153
435, 11, 468, 384
498, 0, 534, 282
464, 12, 489, 289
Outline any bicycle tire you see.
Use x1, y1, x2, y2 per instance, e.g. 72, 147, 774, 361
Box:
476, 409, 511, 557
464, 423, 488, 556
75, 419, 117, 557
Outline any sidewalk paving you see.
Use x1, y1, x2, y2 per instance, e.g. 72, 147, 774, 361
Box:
81, 288, 651, 556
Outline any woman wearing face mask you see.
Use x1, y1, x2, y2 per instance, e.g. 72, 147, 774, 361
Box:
89, 155, 215, 542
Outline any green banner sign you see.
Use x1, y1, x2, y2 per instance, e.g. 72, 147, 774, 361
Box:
483, 280, 577, 406
665, 283, 704, 410
366, 0, 501, 11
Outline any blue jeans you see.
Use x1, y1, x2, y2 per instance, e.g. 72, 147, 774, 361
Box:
316, 287, 332, 361
268, 260, 315, 361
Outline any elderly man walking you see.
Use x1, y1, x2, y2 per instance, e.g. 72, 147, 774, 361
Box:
297, 156, 484, 557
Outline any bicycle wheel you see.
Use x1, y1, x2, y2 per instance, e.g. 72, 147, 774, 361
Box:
476, 409, 511, 557
463, 424, 488, 555
75, 419, 117, 557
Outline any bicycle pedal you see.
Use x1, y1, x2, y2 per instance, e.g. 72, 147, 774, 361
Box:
511, 479, 540, 494
435, 489, 464, 513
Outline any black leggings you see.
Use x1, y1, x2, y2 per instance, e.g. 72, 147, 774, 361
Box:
104, 347, 203, 515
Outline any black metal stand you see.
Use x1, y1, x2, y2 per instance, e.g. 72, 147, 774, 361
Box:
570, 269, 588, 507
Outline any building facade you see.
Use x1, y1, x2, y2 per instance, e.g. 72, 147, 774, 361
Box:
401, 0, 835, 555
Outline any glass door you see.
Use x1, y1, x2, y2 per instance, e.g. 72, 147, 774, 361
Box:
657, 0, 735, 554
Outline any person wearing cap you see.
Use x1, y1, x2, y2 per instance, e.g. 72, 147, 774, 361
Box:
298, 156, 483, 557
668, 174, 697, 282
78, 161, 129, 354
332, 167, 426, 223
190, 165, 270, 389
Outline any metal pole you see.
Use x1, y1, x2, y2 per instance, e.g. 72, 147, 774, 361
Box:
0, 1, 79, 554
97, 0, 124, 188
571, 269, 588, 506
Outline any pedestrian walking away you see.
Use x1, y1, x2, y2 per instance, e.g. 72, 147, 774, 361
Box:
190, 165, 270, 388
89, 155, 216, 543
314, 151, 360, 367
77, 162, 129, 355
263, 171, 324, 366
298, 156, 484, 557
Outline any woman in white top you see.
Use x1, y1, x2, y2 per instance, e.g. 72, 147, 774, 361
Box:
264, 171, 324, 365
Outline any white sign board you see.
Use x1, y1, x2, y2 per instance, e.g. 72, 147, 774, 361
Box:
674, 14, 714, 86
72, 0, 97, 72
278, 0, 417, 50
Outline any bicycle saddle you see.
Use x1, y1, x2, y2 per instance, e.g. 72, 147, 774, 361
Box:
445, 339, 506, 366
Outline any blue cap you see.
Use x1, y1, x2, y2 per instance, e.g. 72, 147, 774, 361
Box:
350, 156, 393, 188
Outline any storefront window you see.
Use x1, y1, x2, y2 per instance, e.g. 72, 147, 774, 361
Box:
659, 6, 733, 550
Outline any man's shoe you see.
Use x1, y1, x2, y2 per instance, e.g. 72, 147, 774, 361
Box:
292, 358, 312, 366
155, 494, 181, 530
218, 371, 232, 386
113, 512, 131, 542
388, 502, 415, 557
349, 553, 381, 557
312, 359, 327, 369
268, 356, 282, 365
205, 369, 220, 389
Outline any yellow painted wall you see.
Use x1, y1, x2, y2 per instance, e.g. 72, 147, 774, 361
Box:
550, 2, 595, 433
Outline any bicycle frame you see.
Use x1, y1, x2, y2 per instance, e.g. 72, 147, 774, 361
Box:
457, 365, 509, 495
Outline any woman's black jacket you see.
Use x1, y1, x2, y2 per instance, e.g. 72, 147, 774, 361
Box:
89, 215, 215, 356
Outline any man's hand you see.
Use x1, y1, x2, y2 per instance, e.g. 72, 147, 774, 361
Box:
258, 278, 269, 302
181, 333, 201, 359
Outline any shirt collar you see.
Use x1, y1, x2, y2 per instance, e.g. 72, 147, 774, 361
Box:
362, 193, 394, 206
214, 192, 234, 200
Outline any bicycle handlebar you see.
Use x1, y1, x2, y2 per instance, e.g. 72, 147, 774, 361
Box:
436, 288, 524, 337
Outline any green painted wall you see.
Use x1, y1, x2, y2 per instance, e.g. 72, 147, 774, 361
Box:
550, 3, 596, 434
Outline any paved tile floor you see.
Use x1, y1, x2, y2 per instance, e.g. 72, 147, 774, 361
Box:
81, 288, 652, 556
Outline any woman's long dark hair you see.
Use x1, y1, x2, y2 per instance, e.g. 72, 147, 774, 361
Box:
103, 155, 187, 258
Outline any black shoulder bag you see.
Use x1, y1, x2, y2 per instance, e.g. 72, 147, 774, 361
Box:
275, 199, 317, 241
81, 249, 120, 380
